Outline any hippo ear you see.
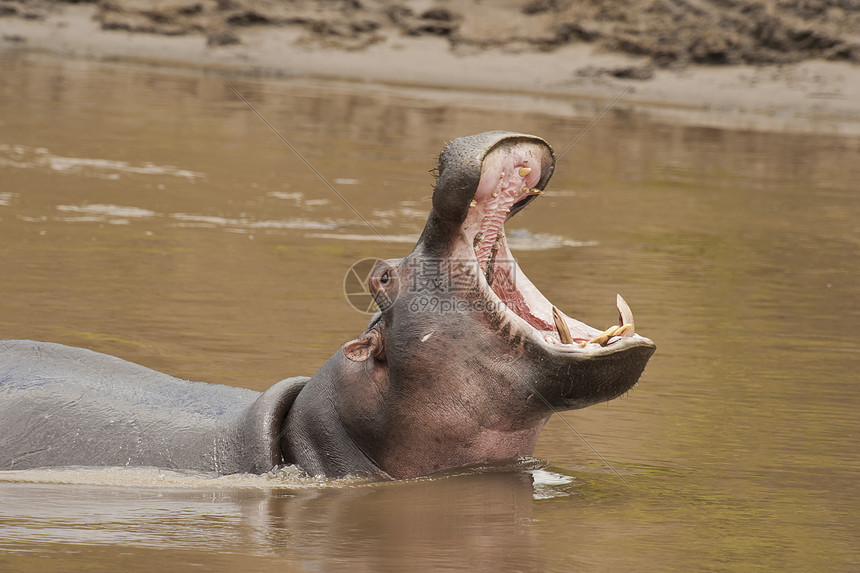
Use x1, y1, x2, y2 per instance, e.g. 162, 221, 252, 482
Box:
343, 328, 383, 362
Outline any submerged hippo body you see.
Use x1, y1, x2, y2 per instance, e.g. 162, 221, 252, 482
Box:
0, 131, 655, 480
0, 340, 306, 474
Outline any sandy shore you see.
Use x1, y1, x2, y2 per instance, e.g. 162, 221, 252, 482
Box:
1, 1, 859, 134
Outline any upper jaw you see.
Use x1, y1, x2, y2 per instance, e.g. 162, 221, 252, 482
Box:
423, 131, 555, 247
430, 132, 655, 360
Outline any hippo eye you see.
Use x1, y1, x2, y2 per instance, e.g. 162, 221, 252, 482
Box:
380, 271, 390, 285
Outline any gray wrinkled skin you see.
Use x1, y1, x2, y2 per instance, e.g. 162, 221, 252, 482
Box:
0, 340, 307, 473
0, 131, 655, 479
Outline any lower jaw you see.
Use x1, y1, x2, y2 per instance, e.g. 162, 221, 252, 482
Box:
478, 241, 636, 349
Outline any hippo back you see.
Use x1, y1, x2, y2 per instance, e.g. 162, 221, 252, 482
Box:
0, 340, 298, 474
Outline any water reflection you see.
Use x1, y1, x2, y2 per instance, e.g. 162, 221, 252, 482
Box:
1, 467, 560, 571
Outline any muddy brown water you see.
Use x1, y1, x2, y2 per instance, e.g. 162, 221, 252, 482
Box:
0, 52, 858, 571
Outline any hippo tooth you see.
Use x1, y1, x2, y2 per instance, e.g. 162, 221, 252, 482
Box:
587, 323, 635, 346
552, 306, 574, 345
587, 325, 617, 346
616, 294, 635, 336
615, 324, 633, 337
474, 231, 484, 242
587, 333, 609, 346
518, 167, 532, 177
604, 324, 622, 338
470, 199, 477, 207
473, 231, 484, 254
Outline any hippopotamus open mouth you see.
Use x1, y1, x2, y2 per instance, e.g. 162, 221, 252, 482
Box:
435, 131, 645, 353
287, 131, 657, 479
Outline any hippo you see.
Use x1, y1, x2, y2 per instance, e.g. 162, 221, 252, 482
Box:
0, 131, 655, 480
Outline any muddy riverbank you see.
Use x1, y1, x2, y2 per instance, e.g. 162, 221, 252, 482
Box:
1, 0, 859, 130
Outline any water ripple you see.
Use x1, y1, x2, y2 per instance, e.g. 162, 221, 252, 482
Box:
0, 143, 204, 180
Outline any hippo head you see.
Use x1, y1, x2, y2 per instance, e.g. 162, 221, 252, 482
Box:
286, 131, 656, 479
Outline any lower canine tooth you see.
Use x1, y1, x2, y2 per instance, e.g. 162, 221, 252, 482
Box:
552, 306, 573, 345
616, 294, 635, 336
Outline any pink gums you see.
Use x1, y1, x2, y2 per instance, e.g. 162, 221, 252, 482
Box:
462, 146, 554, 333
